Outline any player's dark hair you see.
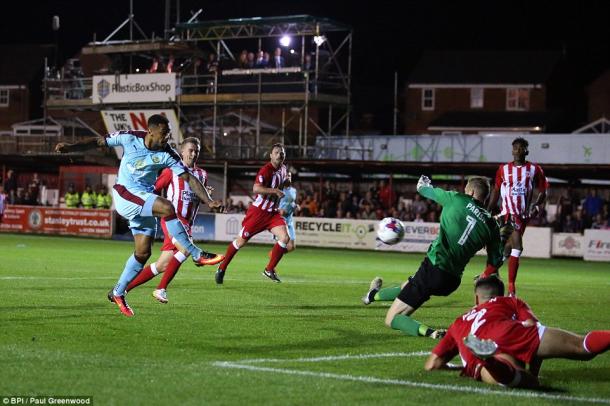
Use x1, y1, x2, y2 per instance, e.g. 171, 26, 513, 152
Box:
466, 176, 490, 201
148, 114, 169, 128
512, 137, 529, 150
475, 274, 505, 297
181, 137, 200, 147
270, 143, 284, 154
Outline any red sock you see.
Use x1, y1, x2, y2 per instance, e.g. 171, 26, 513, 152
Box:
126, 265, 156, 292
218, 241, 240, 272
482, 357, 520, 386
157, 251, 187, 290
266, 242, 287, 272
508, 256, 520, 293
584, 331, 610, 354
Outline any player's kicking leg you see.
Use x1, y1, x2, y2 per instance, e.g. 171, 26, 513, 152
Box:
152, 198, 223, 267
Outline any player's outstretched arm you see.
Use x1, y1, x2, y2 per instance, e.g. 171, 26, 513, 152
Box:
54, 136, 106, 153
181, 172, 224, 211
424, 353, 463, 372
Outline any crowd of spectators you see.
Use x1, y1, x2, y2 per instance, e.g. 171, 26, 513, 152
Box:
0, 170, 45, 206
223, 180, 610, 234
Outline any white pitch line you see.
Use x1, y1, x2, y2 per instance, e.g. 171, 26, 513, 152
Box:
239, 351, 430, 364
213, 354, 610, 405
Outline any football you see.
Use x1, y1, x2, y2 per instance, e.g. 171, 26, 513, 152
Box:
377, 217, 405, 245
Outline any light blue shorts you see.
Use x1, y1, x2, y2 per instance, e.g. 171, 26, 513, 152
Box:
112, 186, 158, 236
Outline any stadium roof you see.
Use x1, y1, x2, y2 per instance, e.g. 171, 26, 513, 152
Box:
175, 15, 351, 40
408, 50, 561, 85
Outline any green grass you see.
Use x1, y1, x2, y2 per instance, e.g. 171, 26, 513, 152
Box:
1, 233, 609, 405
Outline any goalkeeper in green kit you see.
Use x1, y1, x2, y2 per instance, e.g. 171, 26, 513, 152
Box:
362, 175, 503, 339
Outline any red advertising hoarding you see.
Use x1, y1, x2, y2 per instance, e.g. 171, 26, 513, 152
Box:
0, 205, 113, 238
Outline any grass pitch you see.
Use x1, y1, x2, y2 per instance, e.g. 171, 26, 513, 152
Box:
1, 233, 609, 405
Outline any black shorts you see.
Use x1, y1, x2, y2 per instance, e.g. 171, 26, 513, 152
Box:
397, 257, 461, 310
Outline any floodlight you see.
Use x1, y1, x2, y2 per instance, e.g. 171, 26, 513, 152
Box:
280, 35, 291, 47
313, 35, 326, 46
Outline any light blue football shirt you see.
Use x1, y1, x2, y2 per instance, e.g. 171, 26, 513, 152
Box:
105, 130, 187, 193
278, 186, 297, 220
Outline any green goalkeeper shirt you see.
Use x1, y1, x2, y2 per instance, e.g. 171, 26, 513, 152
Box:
418, 185, 503, 278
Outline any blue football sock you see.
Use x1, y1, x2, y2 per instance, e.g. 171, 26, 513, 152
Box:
164, 217, 201, 259
113, 254, 145, 296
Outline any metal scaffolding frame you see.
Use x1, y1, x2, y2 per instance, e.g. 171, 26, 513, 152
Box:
174, 15, 353, 159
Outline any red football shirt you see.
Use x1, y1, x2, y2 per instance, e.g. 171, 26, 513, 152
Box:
432, 296, 541, 378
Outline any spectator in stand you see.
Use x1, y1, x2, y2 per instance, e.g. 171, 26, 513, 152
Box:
28, 173, 41, 205
591, 213, 607, 230
4, 169, 17, 204
361, 203, 376, 220
557, 188, 576, 222
236, 201, 247, 213
148, 56, 161, 73
272, 47, 285, 68
64, 183, 80, 208
564, 210, 585, 233
14, 189, 26, 205
238, 50, 248, 69
338, 191, 351, 218
302, 53, 313, 71
307, 192, 320, 217
583, 189, 604, 223
255, 50, 267, 68
378, 179, 396, 210
412, 193, 428, 217
80, 185, 96, 209
206, 53, 218, 74
263, 52, 271, 68
166, 54, 175, 73
246, 52, 256, 69
96, 185, 112, 209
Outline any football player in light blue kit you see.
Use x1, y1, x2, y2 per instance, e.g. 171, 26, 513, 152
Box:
55, 114, 224, 317
277, 171, 298, 252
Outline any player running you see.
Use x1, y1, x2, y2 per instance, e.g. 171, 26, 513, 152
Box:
425, 275, 610, 388
480, 137, 548, 296
125, 137, 215, 303
215, 143, 290, 284
55, 115, 224, 317
362, 176, 503, 339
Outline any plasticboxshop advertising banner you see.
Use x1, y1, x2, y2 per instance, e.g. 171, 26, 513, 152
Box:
0, 205, 113, 238
93, 73, 176, 104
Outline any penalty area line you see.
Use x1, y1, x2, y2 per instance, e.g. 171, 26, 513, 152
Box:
212, 358, 610, 404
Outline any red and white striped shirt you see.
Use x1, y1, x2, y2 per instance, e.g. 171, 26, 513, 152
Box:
495, 162, 548, 217
155, 166, 208, 226
252, 162, 287, 212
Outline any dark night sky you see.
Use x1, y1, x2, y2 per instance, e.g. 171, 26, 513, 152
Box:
2, 0, 609, 130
